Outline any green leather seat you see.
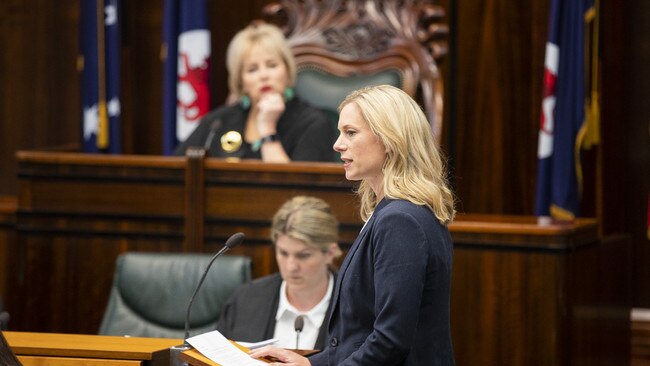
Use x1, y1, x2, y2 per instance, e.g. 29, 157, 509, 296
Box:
295, 68, 403, 162
99, 252, 252, 339
295, 67, 402, 125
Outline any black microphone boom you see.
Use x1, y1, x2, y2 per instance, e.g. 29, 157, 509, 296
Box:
203, 119, 223, 152
183, 232, 245, 344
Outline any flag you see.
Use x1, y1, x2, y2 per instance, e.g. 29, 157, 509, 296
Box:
80, 0, 122, 153
535, 0, 598, 220
162, 0, 211, 155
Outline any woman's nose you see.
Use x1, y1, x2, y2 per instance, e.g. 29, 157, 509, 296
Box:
259, 66, 270, 79
333, 135, 345, 152
287, 258, 300, 271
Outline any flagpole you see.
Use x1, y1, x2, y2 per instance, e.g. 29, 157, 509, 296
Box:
96, 0, 109, 150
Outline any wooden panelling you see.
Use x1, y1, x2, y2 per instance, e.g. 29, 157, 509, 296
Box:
6, 152, 631, 365
0, 195, 17, 308
120, 0, 166, 155
452, 230, 631, 366
0, 1, 648, 307
10, 152, 188, 332
620, 0, 650, 308
452, 248, 563, 365
452, 0, 548, 215
0, 1, 81, 194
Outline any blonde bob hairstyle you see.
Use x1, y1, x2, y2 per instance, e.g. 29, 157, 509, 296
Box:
271, 196, 342, 259
226, 22, 297, 99
338, 85, 456, 225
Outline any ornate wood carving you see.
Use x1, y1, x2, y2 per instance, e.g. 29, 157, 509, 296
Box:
263, 0, 448, 61
262, 0, 449, 140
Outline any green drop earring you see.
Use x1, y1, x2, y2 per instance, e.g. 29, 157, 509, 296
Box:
283, 87, 294, 101
241, 95, 251, 109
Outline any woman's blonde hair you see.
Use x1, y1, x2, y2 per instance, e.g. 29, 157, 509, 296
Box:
226, 22, 297, 98
271, 196, 342, 258
339, 85, 456, 225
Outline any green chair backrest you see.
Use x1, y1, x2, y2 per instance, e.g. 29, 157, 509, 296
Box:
99, 253, 252, 339
295, 68, 403, 162
295, 67, 403, 125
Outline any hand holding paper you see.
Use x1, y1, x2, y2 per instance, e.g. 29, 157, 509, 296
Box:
186, 330, 267, 366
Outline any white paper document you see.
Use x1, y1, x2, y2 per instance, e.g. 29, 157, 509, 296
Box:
186, 330, 267, 366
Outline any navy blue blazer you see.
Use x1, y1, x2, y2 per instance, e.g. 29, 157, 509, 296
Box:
309, 199, 454, 366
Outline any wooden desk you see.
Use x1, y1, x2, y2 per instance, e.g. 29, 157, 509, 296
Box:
4, 331, 182, 365
180, 349, 218, 366
179, 347, 316, 366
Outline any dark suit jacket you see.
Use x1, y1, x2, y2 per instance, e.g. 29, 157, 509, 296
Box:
309, 199, 455, 366
173, 97, 335, 162
216, 272, 335, 350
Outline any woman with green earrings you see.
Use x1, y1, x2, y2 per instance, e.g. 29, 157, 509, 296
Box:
174, 23, 335, 162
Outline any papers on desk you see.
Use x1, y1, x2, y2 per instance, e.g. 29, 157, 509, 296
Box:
237, 338, 279, 350
186, 330, 267, 365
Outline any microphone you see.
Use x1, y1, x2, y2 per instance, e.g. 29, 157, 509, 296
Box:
183, 232, 245, 344
294, 315, 304, 349
203, 119, 223, 153
0, 311, 9, 331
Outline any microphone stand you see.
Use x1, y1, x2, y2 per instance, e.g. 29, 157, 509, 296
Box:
294, 315, 304, 350
203, 119, 222, 154
170, 232, 245, 366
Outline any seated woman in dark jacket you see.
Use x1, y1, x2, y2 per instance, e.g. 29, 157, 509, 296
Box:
175, 23, 335, 162
217, 196, 341, 349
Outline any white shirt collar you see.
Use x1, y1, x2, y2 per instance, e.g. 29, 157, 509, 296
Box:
272, 272, 333, 349
275, 272, 333, 322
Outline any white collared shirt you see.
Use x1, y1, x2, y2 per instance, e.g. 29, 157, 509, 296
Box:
272, 272, 334, 349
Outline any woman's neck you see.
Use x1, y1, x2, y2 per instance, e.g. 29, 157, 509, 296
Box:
286, 274, 330, 312
367, 174, 384, 201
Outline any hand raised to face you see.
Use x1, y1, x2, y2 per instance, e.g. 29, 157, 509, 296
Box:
256, 91, 285, 136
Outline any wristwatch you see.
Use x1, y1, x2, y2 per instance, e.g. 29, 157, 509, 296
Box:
251, 134, 280, 152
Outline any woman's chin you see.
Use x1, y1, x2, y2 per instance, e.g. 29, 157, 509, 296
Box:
344, 172, 360, 181
286, 281, 306, 291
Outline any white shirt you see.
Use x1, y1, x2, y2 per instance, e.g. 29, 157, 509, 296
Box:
272, 273, 334, 349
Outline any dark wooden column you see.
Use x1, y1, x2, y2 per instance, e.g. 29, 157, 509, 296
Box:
0, 195, 17, 308
184, 148, 207, 252
450, 215, 631, 366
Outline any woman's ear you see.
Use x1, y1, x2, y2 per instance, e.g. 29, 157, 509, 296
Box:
326, 242, 341, 259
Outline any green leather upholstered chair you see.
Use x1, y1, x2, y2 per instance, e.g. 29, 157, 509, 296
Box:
264, 0, 449, 145
99, 253, 252, 339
